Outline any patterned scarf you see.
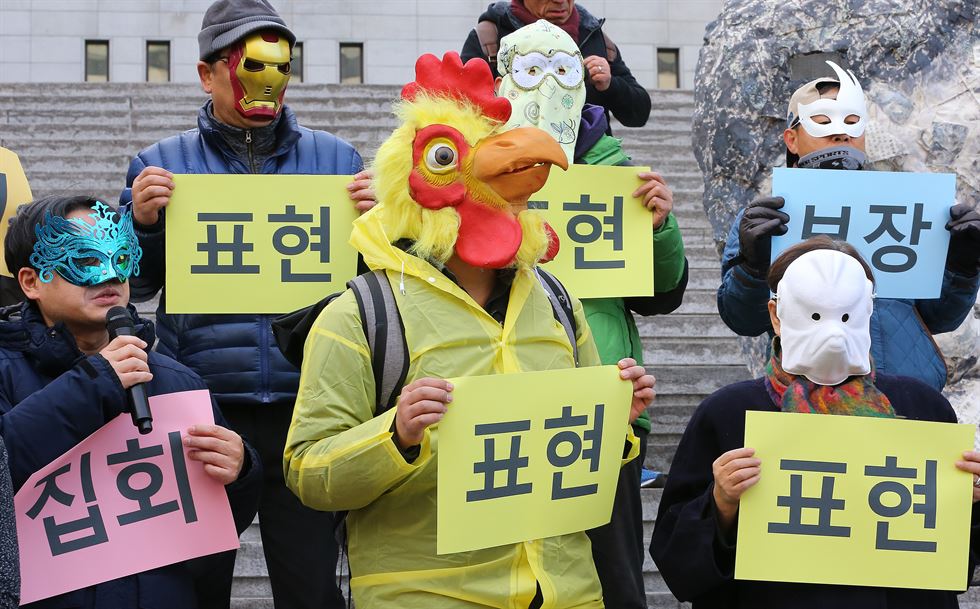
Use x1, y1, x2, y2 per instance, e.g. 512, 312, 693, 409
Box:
765, 337, 895, 418
510, 0, 580, 44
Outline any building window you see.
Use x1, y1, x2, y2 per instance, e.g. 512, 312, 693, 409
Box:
291, 42, 303, 83
340, 43, 363, 84
146, 41, 170, 82
657, 48, 680, 89
85, 40, 109, 82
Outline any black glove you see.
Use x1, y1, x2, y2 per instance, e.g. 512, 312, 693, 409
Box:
737, 196, 789, 278
946, 203, 980, 276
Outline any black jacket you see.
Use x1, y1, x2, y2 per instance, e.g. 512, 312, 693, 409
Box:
650, 375, 980, 609
0, 302, 261, 609
460, 1, 651, 129
0, 438, 17, 609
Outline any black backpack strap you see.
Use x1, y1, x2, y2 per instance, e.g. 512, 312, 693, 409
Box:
475, 20, 500, 75
347, 269, 409, 415
534, 268, 579, 366
601, 31, 619, 63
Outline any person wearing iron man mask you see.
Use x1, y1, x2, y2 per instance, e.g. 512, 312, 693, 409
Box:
222, 31, 292, 122
652, 236, 980, 608
118, 2, 368, 608
717, 61, 980, 393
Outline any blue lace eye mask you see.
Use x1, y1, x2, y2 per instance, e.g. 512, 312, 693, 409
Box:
30, 201, 143, 287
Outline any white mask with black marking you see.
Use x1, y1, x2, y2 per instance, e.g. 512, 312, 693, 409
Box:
776, 249, 873, 386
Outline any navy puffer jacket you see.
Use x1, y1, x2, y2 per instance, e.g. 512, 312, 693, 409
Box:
0, 302, 261, 609
120, 104, 363, 407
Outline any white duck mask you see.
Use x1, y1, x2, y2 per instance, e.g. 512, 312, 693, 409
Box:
776, 249, 874, 386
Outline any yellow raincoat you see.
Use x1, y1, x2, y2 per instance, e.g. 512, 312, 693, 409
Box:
284, 210, 639, 609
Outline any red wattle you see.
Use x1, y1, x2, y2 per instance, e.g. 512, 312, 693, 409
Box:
455, 199, 522, 269
540, 222, 561, 263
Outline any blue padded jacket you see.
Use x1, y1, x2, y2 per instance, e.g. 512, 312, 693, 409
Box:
0, 302, 261, 609
120, 104, 363, 408
717, 207, 980, 391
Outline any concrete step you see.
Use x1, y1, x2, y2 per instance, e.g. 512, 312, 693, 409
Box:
637, 313, 738, 339
645, 364, 752, 396
644, 336, 743, 366
670, 289, 717, 315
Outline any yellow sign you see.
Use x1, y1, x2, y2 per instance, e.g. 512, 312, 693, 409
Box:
737, 411, 974, 590
530, 165, 654, 298
166, 175, 359, 314
0, 147, 35, 278
437, 365, 632, 555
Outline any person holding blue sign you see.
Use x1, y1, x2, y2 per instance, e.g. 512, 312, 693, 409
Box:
652, 235, 980, 608
716, 61, 980, 391
492, 20, 687, 609
0, 195, 261, 609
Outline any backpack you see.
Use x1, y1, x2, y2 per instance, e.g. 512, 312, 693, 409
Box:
271, 267, 579, 416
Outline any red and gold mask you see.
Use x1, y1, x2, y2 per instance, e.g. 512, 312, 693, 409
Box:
227, 32, 291, 120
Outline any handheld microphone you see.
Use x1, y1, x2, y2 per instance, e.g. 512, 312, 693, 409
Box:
105, 306, 153, 434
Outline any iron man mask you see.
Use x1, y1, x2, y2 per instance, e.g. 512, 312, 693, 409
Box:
227, 32, 291, 120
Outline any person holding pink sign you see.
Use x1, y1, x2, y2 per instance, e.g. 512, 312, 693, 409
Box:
0, 195, 261, 609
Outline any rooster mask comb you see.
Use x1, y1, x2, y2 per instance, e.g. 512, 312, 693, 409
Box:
372, 51, 568, 269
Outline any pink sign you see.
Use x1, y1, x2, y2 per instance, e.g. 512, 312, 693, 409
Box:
14, 389, 241, 604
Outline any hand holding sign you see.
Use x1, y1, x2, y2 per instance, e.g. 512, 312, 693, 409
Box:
618, 357, 656, 423
954, 450, 980, 504
394, 378, 453, 450
131, 166, 175, 226
739, 196, 789, 279
184, 424, 246, 485
346, 169, 377, 214
712, 446, 762, 531
946, 204, 980, 276
632, 171, 673, 230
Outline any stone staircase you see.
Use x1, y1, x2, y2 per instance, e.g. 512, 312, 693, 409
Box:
0, 82, 747, 609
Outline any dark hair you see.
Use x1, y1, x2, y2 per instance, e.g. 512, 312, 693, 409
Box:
4, 195, 105, 276
767, 235, 874, 293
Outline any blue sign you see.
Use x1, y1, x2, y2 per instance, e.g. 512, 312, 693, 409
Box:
771, 168, 955, 299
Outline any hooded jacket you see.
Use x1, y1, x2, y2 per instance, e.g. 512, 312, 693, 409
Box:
460, 1, 652, 130
284, 210, 639, 609
716, 207, 980, 391
0, 302, 261, 609
119, 103, 363, 408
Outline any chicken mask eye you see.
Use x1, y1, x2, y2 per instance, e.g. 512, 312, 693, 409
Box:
425, 142, 457, 173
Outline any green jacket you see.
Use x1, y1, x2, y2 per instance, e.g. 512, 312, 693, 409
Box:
580, 135, 688, 433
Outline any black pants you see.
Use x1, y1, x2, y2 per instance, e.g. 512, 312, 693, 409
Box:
586, 427, 649, 609
221, 403, 345, 609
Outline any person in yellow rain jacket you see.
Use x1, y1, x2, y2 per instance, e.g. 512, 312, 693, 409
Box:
283, 51, 655, 609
